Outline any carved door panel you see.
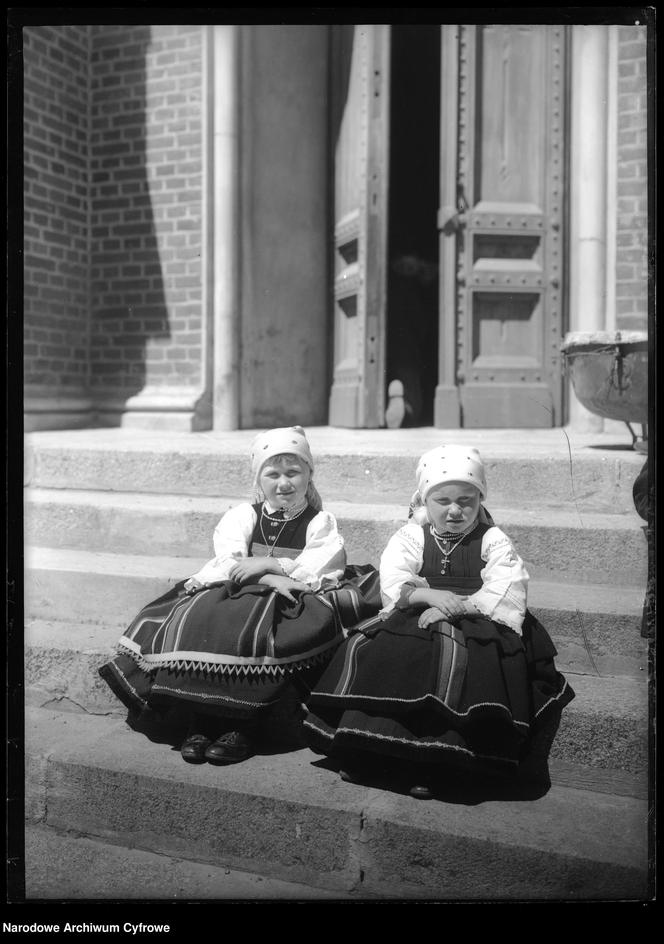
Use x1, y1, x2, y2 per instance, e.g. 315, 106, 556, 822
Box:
328, 25, 390, 427
437, 25, 567, 427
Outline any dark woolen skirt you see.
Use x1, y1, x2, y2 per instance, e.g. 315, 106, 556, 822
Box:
99, 566, 381, 721
303, 607, 575, 769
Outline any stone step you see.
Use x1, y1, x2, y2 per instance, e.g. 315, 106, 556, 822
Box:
24, 427, 646, 514
24, 824, 344, 900
24, 489, 648, 585
24, 546, 648, 675
25, 611, 649, 775
24, 707, 650, 900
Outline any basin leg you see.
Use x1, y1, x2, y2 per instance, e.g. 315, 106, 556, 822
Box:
625, 421, 648, 452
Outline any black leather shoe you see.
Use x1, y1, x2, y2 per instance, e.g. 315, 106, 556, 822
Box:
339, 769, 360, 783
410, 784, 433, 800
180, 733, 212, 764
204, 731, 254, 765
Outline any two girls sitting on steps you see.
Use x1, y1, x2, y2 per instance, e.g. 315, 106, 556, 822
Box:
100, 433, 573, 798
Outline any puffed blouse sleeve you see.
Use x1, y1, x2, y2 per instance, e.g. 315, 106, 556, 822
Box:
467, 526, 529, 634
188, 503, 257, 585
379, 522, 428, 613
276, 510, 346, 591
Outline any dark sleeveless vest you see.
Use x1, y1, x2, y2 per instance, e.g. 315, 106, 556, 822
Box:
249, 502, 318, 559
419, 521, 491, 595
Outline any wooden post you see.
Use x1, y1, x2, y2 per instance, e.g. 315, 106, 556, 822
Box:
434, 25, 462, 428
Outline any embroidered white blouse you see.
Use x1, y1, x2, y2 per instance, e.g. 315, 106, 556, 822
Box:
189, 502, 347, 591
379, 521, 529, 634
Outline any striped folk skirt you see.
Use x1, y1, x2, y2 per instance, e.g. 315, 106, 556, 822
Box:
98, 566, 381, 721
303, 608, 575, 770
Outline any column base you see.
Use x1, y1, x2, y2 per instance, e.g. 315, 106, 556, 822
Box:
24, 392, 95, 432
93, 387, 213, 431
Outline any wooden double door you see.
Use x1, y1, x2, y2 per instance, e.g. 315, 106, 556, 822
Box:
328, 24, 568, 428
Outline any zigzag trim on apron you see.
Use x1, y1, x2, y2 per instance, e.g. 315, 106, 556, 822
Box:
115, 639, 338, 677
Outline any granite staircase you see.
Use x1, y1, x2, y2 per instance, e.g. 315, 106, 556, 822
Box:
20, 428, 653, 900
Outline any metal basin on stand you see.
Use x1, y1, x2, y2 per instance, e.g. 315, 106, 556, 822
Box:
560, 330, 648, 450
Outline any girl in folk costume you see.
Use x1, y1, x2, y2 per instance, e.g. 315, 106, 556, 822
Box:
303, 444, 575, 799
99, 427, 380, 766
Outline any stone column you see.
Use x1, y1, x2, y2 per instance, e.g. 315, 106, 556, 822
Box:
237, 26, 330, 428
210, 24, 240, 430
568, 26, 613, 430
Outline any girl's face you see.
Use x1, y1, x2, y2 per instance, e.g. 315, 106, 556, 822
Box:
425, 481, 481, 533
259, 454, 310, 511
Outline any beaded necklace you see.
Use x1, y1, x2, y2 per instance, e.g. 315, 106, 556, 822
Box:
430, 519, 479, 575
259, 501, 308, 556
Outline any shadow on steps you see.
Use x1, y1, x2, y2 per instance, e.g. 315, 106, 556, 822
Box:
311, 754, 553, 804
122, 695, 561, 805
123, 682, 310, 755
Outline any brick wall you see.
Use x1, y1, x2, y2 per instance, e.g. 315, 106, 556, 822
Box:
615, 26, 648, 332
23, 26, 91, 396
89, 24, 205, 398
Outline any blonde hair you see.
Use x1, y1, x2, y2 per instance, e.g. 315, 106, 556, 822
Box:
252, 452, 323, 512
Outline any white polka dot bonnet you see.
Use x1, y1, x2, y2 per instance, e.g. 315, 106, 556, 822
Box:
250, 426, 315, 480
249, 426, 322, 511
415, 444, 488, 502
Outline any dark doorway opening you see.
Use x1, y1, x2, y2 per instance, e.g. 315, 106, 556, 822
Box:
385, 25, 441, 427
